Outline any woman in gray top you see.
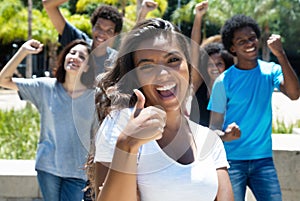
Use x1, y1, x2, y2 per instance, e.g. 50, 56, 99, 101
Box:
0, 39, 97, 201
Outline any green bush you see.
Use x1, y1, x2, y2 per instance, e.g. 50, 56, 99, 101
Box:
0, 103, 40, 159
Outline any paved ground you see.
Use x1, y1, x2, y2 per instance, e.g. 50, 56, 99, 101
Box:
1, 89, 300, 125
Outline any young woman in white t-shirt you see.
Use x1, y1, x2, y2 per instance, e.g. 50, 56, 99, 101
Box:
92, 18, 234, 201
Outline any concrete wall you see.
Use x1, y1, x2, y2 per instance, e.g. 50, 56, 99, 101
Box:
0, 134, 299, 201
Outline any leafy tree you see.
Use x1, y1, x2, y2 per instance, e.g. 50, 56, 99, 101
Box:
21, 0, 44, 10
171, 0, 296, 61
76, 0, 167, 32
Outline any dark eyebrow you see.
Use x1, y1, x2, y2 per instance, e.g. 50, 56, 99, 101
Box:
136, 50, 182, 66
136, 59, 154, 66
164, 51, 182, 58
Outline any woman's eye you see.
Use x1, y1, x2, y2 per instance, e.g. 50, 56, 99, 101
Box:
168, 57, 180, 63
139, 64, 154, 71
79, 55, 86, 61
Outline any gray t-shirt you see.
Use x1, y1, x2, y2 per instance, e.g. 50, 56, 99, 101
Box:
15, 77, 97, 180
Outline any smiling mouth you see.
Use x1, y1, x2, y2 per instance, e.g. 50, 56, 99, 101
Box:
156, 83, 176, 97
95, 36, 105, 43
211, 70, 220, 75
67, 62, 79, 70
245, 47, 255, 52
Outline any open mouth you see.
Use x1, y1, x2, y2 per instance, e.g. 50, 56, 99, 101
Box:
67, 62, 79, 70
156, 83, 176, 98
96, 37, 105, 43
210, 70, 220, 75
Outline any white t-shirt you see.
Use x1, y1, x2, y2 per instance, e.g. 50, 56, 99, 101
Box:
94, 108, 228, 201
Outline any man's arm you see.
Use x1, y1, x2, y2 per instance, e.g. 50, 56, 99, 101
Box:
42, 0, 67, 35
209, 111, 240, 141
267, 34, 300, 100
136, 0, 158, 23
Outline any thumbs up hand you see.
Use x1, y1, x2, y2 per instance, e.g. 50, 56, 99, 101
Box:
122, 89, 166, 148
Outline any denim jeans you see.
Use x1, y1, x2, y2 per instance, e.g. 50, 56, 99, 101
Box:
37, 170, 86, 201
228, 157, 282, 201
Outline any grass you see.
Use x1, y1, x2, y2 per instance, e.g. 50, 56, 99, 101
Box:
0, 103, 40, 159
272, 118, 299, 134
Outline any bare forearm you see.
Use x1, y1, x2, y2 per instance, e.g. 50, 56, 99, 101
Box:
97, 137, 139, 201
277, 52, 300, 100
0, 48, 27, 89
42, 0, 67, 8
42, 0, 67, 35
191, 15, 203, 46
190, 15, 204, 89
215, 168, 234, 201
137, 10, 147, 23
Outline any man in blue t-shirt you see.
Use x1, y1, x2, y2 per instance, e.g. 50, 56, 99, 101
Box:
43, 0, 123, 76
208, 14, 300, 201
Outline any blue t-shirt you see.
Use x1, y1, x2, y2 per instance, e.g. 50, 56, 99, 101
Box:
208, 59, 283, 160
59, 22, 118, 76
15, 77, 97, 180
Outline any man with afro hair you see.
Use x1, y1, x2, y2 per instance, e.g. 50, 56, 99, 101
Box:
208, 14, 299, 201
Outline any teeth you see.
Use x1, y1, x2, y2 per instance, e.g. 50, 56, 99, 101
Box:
67, 62, 79, 69
156, 83, 176, 91
70, 63, 78, 68
246, 47, 255, 52
96, 37, 104, 42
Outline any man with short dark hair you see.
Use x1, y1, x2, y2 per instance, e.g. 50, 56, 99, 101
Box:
208, 14, 300, 201
43, 0, 123, 75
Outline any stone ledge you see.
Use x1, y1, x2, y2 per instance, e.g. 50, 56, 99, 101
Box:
1, 134, 299, 201
272, 134, 300, 151
0, 160, 42, 200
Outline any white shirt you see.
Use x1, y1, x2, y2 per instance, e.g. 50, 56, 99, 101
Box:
95, 108, 228, 201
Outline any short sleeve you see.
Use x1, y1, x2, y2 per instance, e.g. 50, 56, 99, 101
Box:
94, 108, 132, 163
211, 134, 229, 169
189, 121, 229, 169
207, 76, 227, 114
14, 77, 53, 109
271, 62, 283, 90
59, 22, 92, 47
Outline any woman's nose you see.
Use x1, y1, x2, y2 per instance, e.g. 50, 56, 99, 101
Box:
159, 68, 169, 75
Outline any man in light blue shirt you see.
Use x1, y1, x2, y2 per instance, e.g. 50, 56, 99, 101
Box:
208, 14, 300, 201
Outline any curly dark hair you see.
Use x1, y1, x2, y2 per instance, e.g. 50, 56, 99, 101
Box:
221, 14, 261, 56
90, 5, 123, 34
